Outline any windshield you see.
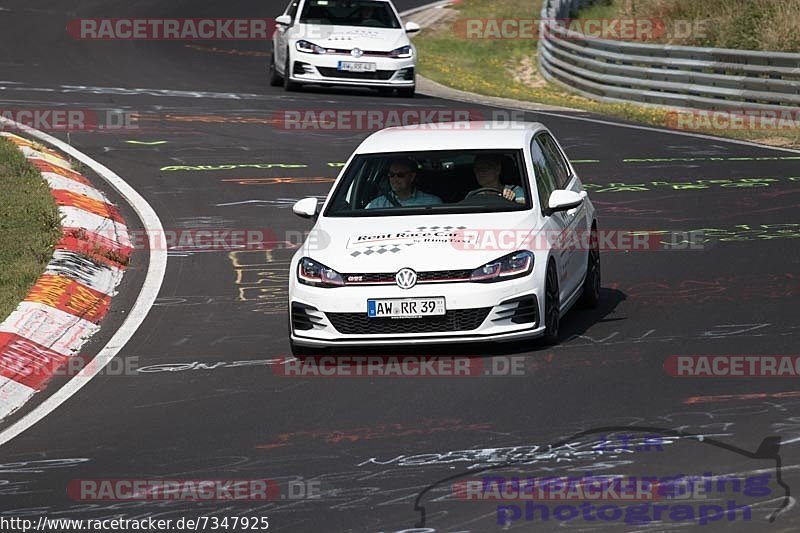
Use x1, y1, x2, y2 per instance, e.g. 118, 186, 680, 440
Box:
323, 149, 532, 217
299, 0, 401, 28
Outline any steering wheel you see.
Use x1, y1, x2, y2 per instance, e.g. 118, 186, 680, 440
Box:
464, 187, 503, 196
464, 187, 504, 199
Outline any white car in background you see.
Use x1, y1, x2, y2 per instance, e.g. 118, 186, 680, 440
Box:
287, 122, 600, 354
270, 0, 419, 96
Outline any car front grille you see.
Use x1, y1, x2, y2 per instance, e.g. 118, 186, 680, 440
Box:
325, 49, 392, 57
316, 67, 395, 80
326, 307, 491, 335
342, 269, 473, 285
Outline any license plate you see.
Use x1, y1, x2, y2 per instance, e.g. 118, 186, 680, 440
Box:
338, 61, 377, 72
367, 297, 446, 319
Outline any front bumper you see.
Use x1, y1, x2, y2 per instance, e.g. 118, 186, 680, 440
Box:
289, 276, 544, 347
288, 52, 416, 87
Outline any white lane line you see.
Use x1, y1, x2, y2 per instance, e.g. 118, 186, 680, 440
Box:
0, 118, 167, 447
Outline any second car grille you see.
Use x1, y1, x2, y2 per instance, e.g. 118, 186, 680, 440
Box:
316, 67, 395, 80
326, 307, 491, 335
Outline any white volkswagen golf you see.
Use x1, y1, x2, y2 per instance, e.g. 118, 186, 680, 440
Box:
288, 122, 600, 354
270, 0, 419, 96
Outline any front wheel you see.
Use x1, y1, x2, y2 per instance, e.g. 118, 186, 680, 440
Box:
580, 226, 601, 308
542, 261, 560, 345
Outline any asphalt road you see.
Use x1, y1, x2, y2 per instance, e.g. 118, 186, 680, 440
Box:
1, 1, 799, 531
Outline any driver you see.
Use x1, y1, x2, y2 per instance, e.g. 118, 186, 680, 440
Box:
366, 158, 443, 209
470, 154, 524, 202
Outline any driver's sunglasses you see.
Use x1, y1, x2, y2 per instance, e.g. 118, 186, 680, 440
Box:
387, 171, 413, 178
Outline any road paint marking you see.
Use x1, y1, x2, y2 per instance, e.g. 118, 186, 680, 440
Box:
125, 140, 168, 145
0, 117, 166, 447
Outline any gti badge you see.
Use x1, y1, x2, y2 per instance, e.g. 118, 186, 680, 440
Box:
351, 47, 363, 58
395, 268, 417, 289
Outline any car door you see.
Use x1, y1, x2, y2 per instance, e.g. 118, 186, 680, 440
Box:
275, 0, 300, 70
530, 136, 571, 304
537, 132, 587, 296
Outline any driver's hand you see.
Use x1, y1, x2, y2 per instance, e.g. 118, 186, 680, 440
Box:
502, 186, 516, 200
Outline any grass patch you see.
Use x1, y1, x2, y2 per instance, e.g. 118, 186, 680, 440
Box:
0, 137, 62, 322
587, 0, 800, 51
412, 0, 800, 148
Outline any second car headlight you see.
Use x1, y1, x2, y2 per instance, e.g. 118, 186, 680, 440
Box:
298, 257, 344, 287
296, 40, 327, 54
389, 45, 413, 58
470, 251, 534, 282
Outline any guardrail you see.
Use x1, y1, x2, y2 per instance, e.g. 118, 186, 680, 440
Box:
537, 0, 800, 111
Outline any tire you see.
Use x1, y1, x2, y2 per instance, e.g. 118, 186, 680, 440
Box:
397, 85, 415, 98
542, 260, 560, 345
269, 53, 283, 87
580, 225, 601, 308
283, 54, 299, 91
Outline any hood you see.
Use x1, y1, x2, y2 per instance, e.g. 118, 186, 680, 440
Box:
304, 212, 537, 273
294, 24, 409, 51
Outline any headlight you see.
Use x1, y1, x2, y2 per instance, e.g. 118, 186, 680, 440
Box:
389, 45, 413, 58
470, 251, 534, 282
296, 40, 327, 54
298, 257, 344, 287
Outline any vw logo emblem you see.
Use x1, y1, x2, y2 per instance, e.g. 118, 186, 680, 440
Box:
351, 47, 363, 58
395, 268, 417, 289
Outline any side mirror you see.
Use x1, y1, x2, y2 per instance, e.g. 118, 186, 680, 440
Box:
293, 197, 319, 219
405, 21, 421, 34
275, 15, 292, 26
548, 190, 583, 212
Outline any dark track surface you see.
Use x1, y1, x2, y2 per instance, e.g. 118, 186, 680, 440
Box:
1, 1, 799, 531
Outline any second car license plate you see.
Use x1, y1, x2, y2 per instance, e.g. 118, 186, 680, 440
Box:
338, 61, 377, 72
368, 297, 446, 318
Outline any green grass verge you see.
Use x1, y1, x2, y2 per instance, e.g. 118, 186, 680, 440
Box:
0, 137, 62, 322
412, 0, 800, 148
580, 0, 800, 52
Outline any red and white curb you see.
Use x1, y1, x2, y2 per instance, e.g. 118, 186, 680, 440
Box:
0, 122, 164, 447
0, 132, 131, 421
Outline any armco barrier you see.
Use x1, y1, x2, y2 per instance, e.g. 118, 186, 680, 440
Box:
538, 0, 800, 112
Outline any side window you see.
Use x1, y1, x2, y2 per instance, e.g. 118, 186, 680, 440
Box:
537, 133, 571, 189
530, 138, 559, 212
285, 0, 300, 20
